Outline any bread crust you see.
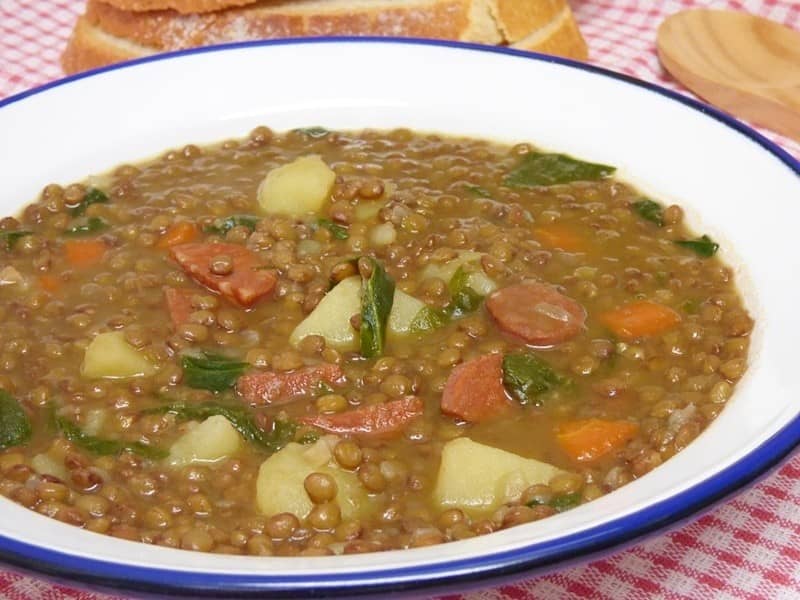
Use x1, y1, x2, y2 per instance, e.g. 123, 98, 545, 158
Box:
101, 0, 258, 14
62, 16, 151, 74
84, 0, 486, 51
490, 0, 564, 43
64, 0, 588, 74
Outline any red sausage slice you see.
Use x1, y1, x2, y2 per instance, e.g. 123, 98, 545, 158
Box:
170, 242, 277, 308
237, 363, 344, 406
300, 396, 424, 437
164, 287, 195, 327
441, 353, 511, 423
486, 282, 585, 347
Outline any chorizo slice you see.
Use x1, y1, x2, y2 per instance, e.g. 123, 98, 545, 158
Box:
237, 363, 344, 406
441, 353, 511, 423
486, 282, 585, 346
300, 396, 424, 436
170, 242, 277, 308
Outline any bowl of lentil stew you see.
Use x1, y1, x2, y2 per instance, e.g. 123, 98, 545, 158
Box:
0, 38, 799, 598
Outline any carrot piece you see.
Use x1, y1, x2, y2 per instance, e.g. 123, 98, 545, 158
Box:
556, 418, 639, 463
300, 396, 424, 436
440, 354, 511, 422
237, 363, 345, 406
164, 287, 195, 327
157, 221, 199, 249
600, 300, 681, 340
170, 243, 277, 308
38, 274, 62, 294
64, 239, 107, 268
533, 224, 587, 252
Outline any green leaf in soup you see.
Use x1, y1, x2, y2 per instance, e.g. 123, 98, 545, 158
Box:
314, 381, 335, 396
146, 401, 297, 453
317, 218, 350, 240
631, 198, 664, 227
464, 184, 492, 198
505, 152, 616, 188
0, 230, 32, 250
0, 390, 31, 450
674, 234, 719, 258
204, 215, 260, 235
409, 306, 448, 333
549, 492, 582, 512
446, 266, 483, 318
502, 352, 570, 406
294, 126, 330, 138
54, 414, 165, 459
681, 298, 701, 314
181, 351, 249, 392
64, 216, 108, 236
70, 187, 109, 217
408, 267, 484, 333
360, 258, 395, 358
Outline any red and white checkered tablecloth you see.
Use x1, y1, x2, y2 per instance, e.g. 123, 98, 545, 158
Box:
1, 1, 800, 598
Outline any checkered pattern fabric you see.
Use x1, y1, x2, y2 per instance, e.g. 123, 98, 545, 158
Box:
1, 1, 799, 598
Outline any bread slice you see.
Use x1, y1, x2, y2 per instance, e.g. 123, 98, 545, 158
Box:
62, 0, 587, 74
101, 0, 258, 14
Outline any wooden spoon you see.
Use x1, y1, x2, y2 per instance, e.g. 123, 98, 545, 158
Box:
657, 9, 800, 142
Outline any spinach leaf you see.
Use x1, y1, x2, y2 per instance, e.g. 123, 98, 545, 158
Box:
408, 267, 484, 333
65, 217, 108, 236
314, 381, 335, 396
0, 391, 31, 450
360, 258, 395, 358
505, 152, 616, 188
181, 351, 249, 392
317, 218, 350, 240
631, 198, 664, 227
297, 430, 321, 445
204, 215, 260, 235
464, 184, 492, 198
682, 298, 701, 314
674, 234, 719, 258
526, 491, 582, 512
294, 126, 330, 138
549, 492, 583, 512
55, 414, 165, 459
146, 402, 297, 453
446, 266, 483, 318
409, 306, 448, 333
502, 352, 570, 406
70, 188, 109, 217
0, 230, 32, 250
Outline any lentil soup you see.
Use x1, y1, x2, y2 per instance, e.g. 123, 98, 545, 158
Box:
0, 126, 752, 556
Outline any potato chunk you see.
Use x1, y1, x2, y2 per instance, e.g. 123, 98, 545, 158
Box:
257, 155, 335, 216
433, 437, 566, 514
81, 331, 156, 379
291, 277, 430, 348
422, 251, 497, 295
290, 276, 361, 351
388, 289, 427, 337
168, 415, 241, 467
255, 437, 368, 520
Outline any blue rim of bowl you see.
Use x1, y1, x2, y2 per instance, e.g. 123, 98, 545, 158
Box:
1, 37, 799, 597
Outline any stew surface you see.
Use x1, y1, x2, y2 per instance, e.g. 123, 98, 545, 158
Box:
0, 126, 752, 556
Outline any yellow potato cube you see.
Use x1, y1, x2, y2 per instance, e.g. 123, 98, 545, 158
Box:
168, 415, 242, 467
257, 155, 336, 216
81, 331, 156, 379
255, 438, 368, 520
433, 437, 566, 514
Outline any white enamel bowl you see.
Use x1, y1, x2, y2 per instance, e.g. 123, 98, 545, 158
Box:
1, 39, 799, 598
